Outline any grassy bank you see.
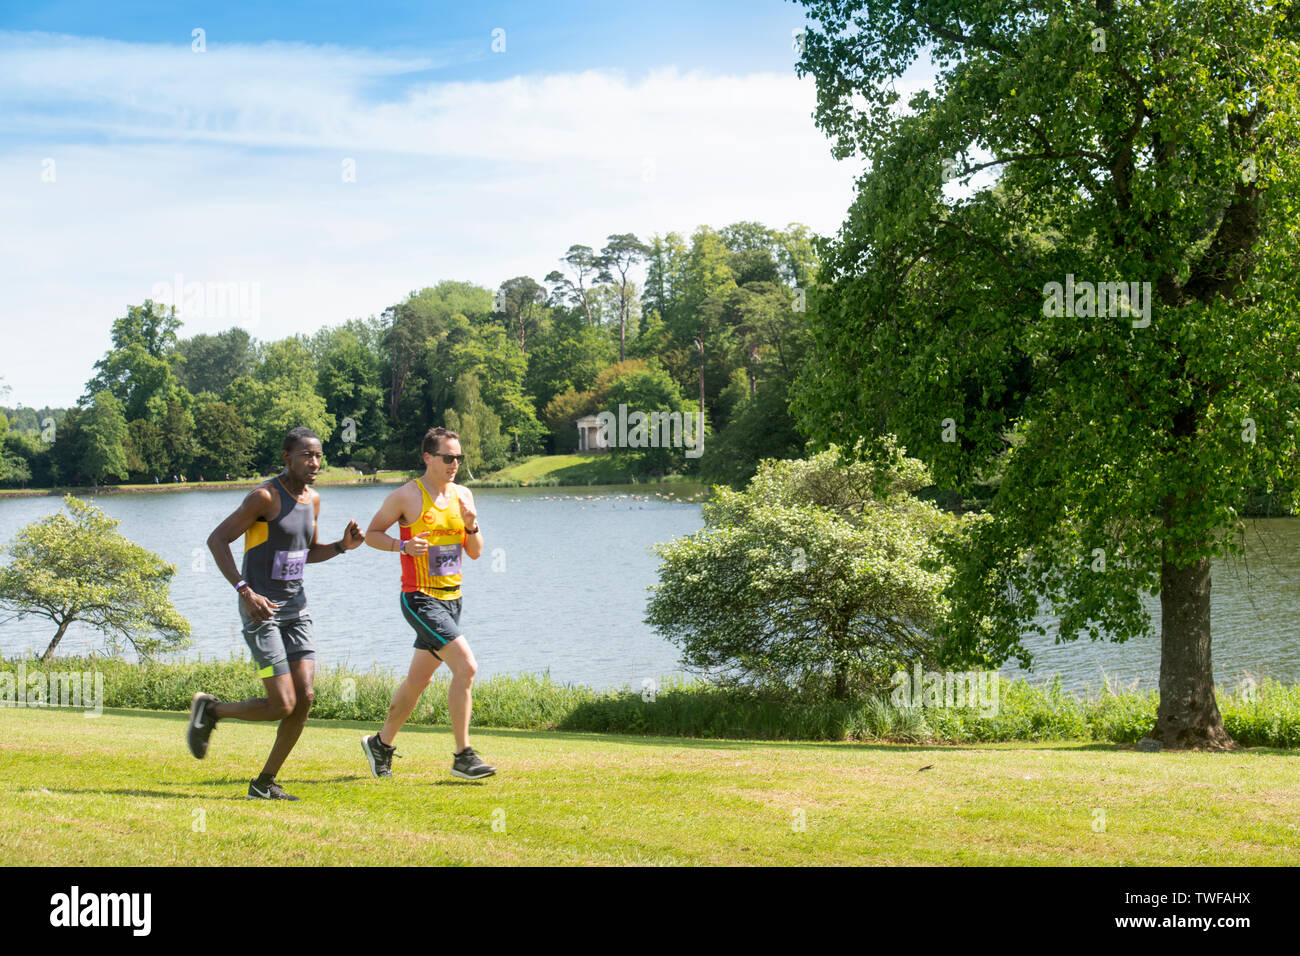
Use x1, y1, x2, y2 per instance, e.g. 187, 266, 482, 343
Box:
472, 454, 699, 487
1, 706, 1296, 865
5, 656, 1297, 748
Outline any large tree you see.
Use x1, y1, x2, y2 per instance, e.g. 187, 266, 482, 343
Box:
82, 301, 184, 420
600, 233, 650, 361
545, 245, 607, 326
81, 391, 130, 485
793, 0, 1300, 747
495, 276, 549, 356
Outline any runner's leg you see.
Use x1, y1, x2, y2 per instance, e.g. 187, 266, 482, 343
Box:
213, 674, 297, 721
436, 637, 477, 753
380, 650, 441, 745
260, 658, 314, 778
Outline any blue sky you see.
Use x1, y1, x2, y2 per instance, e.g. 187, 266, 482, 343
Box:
0, 1, 935, 408
2, 1, 809, 77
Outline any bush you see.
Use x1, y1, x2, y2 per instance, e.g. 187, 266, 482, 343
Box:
647, 440, 963, 699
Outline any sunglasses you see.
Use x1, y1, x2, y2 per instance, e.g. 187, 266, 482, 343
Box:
436, 454, 465, 464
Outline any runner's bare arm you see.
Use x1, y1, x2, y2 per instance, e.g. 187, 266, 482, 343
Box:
457, 483, 483, 560
207, 487, 276, 587
305, 490, 364, 562
206, 487, 279, 620
364, 484, 417, 552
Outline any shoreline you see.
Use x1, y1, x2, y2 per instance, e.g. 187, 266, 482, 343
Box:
0, 472, 712, 498
0, 475, 409, 499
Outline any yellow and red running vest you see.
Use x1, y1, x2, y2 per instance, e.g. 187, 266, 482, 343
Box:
400, 479, 467, 599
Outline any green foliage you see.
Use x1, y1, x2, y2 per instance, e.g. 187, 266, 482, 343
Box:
226, 363, 334, 474
542, 388, 598, 454
526, 313, 616, 415
647, 440, 962, 699
600, 363, 695, 474
0, 414, 36, 487
701, 371, 805, 488
173, 327, 254, 396
81, 391, 130, 484
192, 397, 254, 478
12, 220, 820, 490
82, 301, 184, 420
315, 325, 385, 465
443, 374, 509, 475
447, 323, 546, 454
790, 1, 1300, 743
0, 496, 191, 659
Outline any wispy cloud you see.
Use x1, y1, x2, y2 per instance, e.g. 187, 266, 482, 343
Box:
1, 30, 864, 407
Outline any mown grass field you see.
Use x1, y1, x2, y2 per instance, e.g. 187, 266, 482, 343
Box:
474, 453, 695, 486
2, 707, 1296, 866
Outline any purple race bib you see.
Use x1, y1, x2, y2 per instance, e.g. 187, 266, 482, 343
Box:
271, 548, 308, 581
429, 543, 462, 577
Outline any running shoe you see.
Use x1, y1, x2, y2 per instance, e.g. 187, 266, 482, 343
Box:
246, 779, 300, 800
361, 733, 399, 778
451, 747, 496, 780
187, 692, 219, 759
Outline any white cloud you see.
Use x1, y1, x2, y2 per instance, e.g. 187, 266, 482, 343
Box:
0, 31, 864, 408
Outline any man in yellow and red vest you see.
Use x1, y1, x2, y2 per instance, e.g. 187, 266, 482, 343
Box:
360, 426, 495, 780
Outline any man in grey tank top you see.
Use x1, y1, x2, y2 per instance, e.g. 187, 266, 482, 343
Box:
187, 426, 365, 800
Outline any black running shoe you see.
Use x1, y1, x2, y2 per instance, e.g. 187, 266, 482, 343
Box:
187, 693, 219, 759
361, 733, 399, 778
451, 747, 496, 780
246, 779, 300, 800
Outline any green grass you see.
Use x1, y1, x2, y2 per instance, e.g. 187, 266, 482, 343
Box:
474, 454, 695, 486
1, 706, 1296, 865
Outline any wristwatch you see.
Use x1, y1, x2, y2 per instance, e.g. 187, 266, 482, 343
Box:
464, 524, 480, 535
334, 540, 346, 554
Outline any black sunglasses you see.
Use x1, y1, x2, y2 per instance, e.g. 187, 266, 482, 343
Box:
436, 454, 465, 464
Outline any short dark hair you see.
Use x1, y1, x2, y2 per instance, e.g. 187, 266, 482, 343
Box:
283, 426, 320, 453
422, 426, 460, 458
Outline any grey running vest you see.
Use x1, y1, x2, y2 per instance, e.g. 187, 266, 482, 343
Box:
241, 477, 314, 618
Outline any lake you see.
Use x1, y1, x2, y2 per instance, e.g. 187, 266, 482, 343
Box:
1, 486, 1297, 692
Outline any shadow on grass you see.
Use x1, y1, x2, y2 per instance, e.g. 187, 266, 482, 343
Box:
427, 779, 491, 786
47, 788, 227, 799
188, 775, 366, 786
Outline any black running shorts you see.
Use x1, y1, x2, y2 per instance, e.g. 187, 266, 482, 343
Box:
400, 591, 462, 658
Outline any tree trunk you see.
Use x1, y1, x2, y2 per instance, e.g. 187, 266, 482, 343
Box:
1151, 543, 1233, 750
41, 618, 72, 662
832, 668, 848, 700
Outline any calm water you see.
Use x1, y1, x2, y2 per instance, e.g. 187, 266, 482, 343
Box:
1, 488, 1298, 691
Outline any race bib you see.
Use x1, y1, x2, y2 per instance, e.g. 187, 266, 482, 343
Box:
271, 548, 308, 581
429, 543, 462, 577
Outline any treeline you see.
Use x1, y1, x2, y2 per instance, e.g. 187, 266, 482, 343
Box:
0, 222, 817, 488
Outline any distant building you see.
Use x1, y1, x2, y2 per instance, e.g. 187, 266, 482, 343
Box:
575, 415, 609, 452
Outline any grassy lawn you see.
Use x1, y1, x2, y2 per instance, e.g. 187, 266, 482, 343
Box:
1, 707, 1296, 865
476, 454, 668, 485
